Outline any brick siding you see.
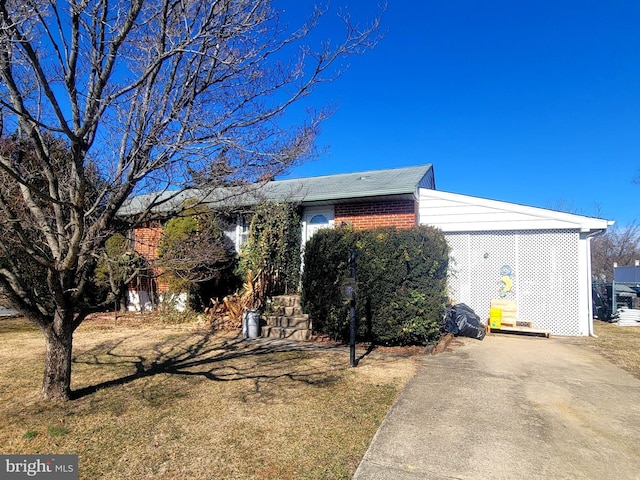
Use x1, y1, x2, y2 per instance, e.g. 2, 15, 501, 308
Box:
334, 199, 417, 229
132, 224, 170, 293
133, 224, 162, 260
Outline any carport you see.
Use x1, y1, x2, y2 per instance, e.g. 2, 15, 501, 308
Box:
419, 189, 612, 336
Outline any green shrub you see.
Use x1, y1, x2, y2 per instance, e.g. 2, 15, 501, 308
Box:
158, 206, 236, 293
95, 233, 148, 311
302, 226, 449, 345
238, 202, 302, 296
156, 204, 238, 310
301, 227, 359, 340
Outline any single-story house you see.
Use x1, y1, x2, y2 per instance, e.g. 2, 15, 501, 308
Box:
122, 164, 611, 336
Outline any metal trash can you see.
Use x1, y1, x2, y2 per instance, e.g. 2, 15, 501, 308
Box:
243, 309, 260, 339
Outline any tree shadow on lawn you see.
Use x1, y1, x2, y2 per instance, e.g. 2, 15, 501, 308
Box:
71, 333, 347, 400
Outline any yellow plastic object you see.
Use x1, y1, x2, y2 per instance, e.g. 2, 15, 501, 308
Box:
489, 308, 502, 329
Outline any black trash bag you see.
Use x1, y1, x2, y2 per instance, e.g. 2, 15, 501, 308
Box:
443, 303, 485, 340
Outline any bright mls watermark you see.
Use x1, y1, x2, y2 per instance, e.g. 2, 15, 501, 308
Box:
1, 455, 77, 479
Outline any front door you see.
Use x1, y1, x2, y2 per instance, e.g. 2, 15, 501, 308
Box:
302, 207, 334, 246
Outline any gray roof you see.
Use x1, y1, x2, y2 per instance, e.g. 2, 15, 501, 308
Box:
119, 164, 434, 216
263, 164, 435, 204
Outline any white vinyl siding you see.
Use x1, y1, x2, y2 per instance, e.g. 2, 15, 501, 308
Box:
419, 189, 608, 232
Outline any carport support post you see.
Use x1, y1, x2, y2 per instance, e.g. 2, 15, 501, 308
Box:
349, 249, 357, 368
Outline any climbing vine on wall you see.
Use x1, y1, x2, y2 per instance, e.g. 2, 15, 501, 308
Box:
237, 202, 302, 296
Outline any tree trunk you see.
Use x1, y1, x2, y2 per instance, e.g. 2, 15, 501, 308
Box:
119, 296, 128, 313
41, 315, 74, 401
119, 285, 128, 313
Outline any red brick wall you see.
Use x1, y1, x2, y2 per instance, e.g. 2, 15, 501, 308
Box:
133, 225, 162, 260
132, 224, 170, 293
334, 199, 417, 230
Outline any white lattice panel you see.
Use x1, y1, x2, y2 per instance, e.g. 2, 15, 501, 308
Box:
445, 233, 467, 305
517, 230, 580, 335
445, 230, 580, 336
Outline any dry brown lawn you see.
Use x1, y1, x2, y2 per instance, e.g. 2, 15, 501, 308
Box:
0, 315, 421, 479
571, 320, 640, 380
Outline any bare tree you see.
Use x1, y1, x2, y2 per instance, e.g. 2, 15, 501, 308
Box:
95, 233, 148, 312
0, 0, 381, 401
591, 222, 640, 281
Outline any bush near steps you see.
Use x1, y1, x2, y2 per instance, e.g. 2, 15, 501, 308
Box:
301, 225, 449, 346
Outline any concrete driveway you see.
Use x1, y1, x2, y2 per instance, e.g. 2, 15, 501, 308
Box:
354, 334, 640, 480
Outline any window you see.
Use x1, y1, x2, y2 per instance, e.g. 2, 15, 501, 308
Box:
309, 214, 328, 224
238, 215, 251, 248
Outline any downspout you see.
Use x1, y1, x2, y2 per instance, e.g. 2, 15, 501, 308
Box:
586, 227, 609, 338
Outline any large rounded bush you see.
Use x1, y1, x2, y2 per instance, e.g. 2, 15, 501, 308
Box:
302, 225, 449, 345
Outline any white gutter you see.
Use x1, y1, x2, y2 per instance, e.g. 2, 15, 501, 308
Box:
586, 227, 610, 338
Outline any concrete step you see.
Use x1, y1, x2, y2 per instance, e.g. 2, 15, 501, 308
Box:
261, 325, 311, 341
263, 314, 310, 329
270, 305, 305, 317
261, 294, 311, 340
270, 295, 302, 308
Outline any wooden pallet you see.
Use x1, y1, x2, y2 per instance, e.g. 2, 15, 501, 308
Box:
490, 300, 517, 326
488, 299, 551, 338
486, 324, 551, 338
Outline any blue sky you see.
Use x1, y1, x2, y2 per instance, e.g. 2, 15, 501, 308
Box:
277, 0, 640, 227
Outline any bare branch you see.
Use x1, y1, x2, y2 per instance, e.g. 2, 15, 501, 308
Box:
0, 0, 382, 400
592, 221, 640, 281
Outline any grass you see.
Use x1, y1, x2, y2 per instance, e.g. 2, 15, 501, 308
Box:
579, 320, 640, 379
22, 430, 38, 440
0, 315, 421, 479
47, 424, 71, 437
